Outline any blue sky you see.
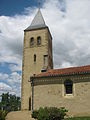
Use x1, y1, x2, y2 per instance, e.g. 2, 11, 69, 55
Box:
0, 0, 90, 97
0, 0, 39, 16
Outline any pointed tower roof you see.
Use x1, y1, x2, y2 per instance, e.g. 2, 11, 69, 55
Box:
25, 9, 47, 31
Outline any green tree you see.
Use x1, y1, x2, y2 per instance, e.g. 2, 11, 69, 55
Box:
1, 93, 9, 111
0, 110, 8, 120
0, 93, 21, 112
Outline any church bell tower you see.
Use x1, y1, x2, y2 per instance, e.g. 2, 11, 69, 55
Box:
21, 9, 53, 110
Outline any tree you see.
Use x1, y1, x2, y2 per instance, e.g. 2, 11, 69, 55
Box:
0, 93, 21, 112
1, 93, 9, 111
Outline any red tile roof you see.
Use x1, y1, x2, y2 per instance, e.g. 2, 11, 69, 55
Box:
33, 65, 90, 78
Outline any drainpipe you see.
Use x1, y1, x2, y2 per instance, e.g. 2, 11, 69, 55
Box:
31, 77, 34, 112
30, 77, 34, 112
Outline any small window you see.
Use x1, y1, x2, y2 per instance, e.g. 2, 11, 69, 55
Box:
44, 55, 48, 67
64, 80, 73, 94
30, 37, 34, 47
37, 36, 41, 45
34, 54, 36, 63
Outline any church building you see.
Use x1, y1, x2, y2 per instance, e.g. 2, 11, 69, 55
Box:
21, 9, 90, 116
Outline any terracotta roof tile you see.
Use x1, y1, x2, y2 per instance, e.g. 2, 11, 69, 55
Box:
34, 65, 90, 78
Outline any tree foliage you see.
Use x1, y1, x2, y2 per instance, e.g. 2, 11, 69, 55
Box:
0, 92, 21, 112
0, 110, 8, 120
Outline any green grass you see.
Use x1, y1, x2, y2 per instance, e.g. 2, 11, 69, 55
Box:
65, 116, 90, 120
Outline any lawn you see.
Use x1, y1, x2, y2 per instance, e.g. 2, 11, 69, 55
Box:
65, 116, 90, 120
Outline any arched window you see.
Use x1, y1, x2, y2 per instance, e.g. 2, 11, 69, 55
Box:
37, 36, 41, 45
64, 80, 73, 94
30, 37, 34, 47
34, 54, 36, 63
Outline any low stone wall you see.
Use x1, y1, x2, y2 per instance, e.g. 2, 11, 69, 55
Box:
6, 111, 34, 120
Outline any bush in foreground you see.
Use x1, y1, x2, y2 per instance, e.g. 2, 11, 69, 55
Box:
32, 107, 68, 120
0, 110, 8, 120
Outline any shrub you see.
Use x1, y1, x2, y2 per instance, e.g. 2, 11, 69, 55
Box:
0, 110, 8, 120
48, 107, 62, 120
32, 107, 68, 120
32, 110, 39, 119
38, 107, 49, 120
59, 107, 68, 119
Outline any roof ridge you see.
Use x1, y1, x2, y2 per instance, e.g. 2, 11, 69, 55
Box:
32, 64, 90, 78
48, 65, 90, 72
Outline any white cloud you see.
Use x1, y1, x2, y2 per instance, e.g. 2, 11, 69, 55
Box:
0, 82, 11, 91
9, 63, 22, 72
0, 0, 90, 96
0, 73, 9, 80
42, 0, 90, 68
7, 72, 21, 84
0, 7, 40, 72
0, 72, 21, 97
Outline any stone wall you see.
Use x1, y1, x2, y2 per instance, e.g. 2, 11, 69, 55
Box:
6, 111, 34, 120
33, 75, 90, 116
21, 28, 53, 110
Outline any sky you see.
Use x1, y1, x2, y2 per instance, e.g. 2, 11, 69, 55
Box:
0, 0, 90, 97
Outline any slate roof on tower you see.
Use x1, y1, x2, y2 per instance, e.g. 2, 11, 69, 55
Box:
25, 9, 47, 31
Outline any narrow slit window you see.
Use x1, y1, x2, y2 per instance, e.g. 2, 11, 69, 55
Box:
34, 54, 36, 63
44, 55, 48, 67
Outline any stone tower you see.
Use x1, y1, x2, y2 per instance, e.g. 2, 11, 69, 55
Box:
21, 9, 53, 110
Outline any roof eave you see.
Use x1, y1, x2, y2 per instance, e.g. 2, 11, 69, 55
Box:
30, 71, 90, 80
24, 26, 48, 32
